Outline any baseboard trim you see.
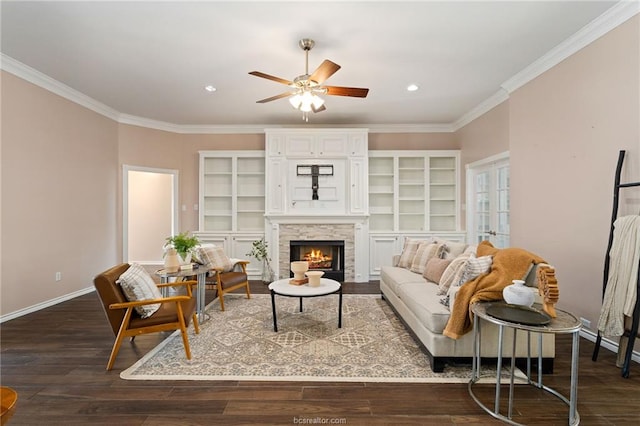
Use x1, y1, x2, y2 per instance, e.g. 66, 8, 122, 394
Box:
580, 328, 640, 364
0, 287, 96, 323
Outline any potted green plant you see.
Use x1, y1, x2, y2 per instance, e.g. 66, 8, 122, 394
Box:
164, 232, 200, 264
247, 238, 274, 284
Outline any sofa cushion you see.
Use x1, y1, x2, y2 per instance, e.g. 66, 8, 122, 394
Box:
409, 242, 446, 275
398, 282, 452, 334
423, 257, 452, 283
381, 265, 427, 294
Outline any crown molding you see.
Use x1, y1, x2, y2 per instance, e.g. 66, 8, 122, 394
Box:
0, 52, 121, 121
117, 114, 270, 134
3, 1, 637, 136
452, 89, 509, 131
452, 1, 639, 131
117, 116, 454, 134
501, 0, 640, 94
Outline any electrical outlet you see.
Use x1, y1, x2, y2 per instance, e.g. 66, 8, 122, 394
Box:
580, 317, 591, 329
55, 272, 62, 282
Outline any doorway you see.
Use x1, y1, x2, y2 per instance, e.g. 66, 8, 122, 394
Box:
123, 166, 179, 263
466, 152, 510, 248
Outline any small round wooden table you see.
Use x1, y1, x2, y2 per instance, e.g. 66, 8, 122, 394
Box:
268, 278, 342, 332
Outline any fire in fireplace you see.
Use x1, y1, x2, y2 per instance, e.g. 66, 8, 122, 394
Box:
290, 240, 345, 282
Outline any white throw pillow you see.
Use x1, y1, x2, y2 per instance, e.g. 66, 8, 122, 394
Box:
117, 263, 162, 318
455, 254, 493, 287
437, 254, 470, 295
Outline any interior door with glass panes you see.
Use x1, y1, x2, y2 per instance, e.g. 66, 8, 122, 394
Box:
467, 155, 510, 248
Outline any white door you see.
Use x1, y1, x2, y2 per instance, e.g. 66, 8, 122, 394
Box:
466, 153, 510, 248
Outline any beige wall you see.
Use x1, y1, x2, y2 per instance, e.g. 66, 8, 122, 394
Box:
2, 16, 637, 329
1, 71, 118, 315
457, 101, 510, 166
509, 15, 639, 329
456, 16, 640, 332
368, 132, 458, 150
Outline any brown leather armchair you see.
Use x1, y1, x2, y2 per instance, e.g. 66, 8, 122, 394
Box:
94, 263, 200, 370
210, 260, 251, 311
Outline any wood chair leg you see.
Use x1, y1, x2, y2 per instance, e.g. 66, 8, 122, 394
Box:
107, 334, 125, 371
217, 281, 226, 311
192, 313, 200, 334
245, 282, 251, 300
107, 308, 133, 370
176, 304, 192, 360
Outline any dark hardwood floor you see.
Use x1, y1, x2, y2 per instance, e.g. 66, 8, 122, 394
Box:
2, 280, 640, 425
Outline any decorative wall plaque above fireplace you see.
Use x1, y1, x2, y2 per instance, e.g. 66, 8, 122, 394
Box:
289, 240, 345, 282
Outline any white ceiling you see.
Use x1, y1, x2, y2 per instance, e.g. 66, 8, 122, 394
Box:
0, 1, 622, 129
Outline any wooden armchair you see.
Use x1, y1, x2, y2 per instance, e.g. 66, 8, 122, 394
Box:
210, 260, 251, 311
93, 263, 200, 370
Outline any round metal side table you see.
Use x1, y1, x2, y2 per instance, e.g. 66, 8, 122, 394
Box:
469, 302, 582, 425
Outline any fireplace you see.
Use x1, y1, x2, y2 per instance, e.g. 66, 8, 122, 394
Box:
289, 240, 345, 282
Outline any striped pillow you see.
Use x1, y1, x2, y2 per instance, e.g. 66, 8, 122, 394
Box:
398, 238, 430, 269
117, 263, 162, 318
410, 242, 446, 275
437, 255, 470, 295
455, 254, 493, 287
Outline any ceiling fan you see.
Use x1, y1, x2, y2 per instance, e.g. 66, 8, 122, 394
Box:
249, 38, 369, 121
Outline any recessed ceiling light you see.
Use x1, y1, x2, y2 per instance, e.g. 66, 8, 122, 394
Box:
204, 85, 217, 92
407, 84, 419, 92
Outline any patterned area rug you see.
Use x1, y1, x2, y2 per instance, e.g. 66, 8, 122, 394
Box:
121, 294, 515, 383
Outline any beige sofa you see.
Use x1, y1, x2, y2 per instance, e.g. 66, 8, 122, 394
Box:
380, 243, 555, 373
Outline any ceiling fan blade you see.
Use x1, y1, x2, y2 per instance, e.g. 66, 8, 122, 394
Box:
312, 104, 327, 113
309, 60, 341, 84
256, 92, 294, 103
325, 85, 369, 98
249, 71, 293, 86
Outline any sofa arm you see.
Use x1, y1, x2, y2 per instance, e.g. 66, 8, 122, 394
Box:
392, 255, 400, 267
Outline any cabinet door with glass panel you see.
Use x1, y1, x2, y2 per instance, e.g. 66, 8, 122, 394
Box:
199, 151, 266, 232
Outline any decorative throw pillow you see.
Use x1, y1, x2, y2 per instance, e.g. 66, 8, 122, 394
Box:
423, 257, 452, 283
397, 238, 429, 269
437, 255, 471, 295
116, 263, 162, 319
199, 246, 234, 272
193, 244, 216, 265
463, 245, 478, 256
442, 241, 469, 260
410, 242, 446, 274
455, 254, 493, 287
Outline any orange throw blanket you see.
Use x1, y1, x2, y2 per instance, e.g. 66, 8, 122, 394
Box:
443, 241, 546, 339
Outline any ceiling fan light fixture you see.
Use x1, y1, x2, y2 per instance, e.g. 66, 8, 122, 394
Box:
289, 93, 302, 109
312, 95, 324, 109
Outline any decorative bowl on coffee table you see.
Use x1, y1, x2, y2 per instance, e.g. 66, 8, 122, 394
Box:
291, 261, 309, 280
305, 271, 324, 287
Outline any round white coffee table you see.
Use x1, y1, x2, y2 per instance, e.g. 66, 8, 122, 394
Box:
268, 278, 342, 332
